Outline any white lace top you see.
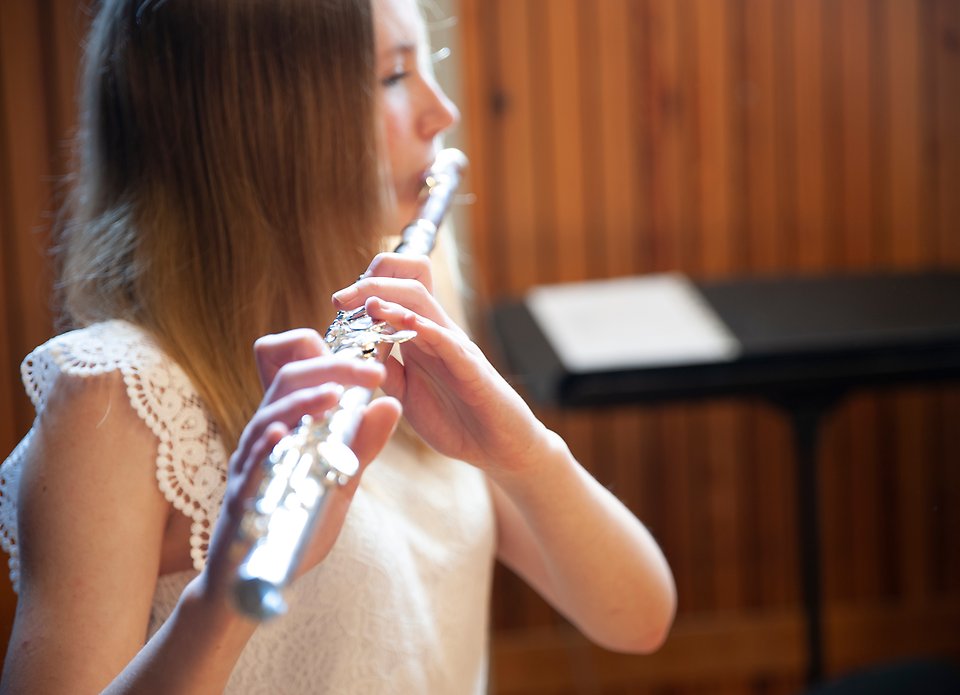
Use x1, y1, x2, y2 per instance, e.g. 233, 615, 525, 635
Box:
0, 321, 496, 693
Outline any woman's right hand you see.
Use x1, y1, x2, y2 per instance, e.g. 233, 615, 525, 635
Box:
200, 329, 402, 608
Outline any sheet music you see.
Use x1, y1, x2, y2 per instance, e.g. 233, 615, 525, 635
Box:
525, 274, 742, 372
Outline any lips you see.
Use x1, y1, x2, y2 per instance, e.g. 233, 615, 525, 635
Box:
411, 161, 435, 196
417, 157, 436, 185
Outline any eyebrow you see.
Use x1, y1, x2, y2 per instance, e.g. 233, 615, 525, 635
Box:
378, 43, 416, 63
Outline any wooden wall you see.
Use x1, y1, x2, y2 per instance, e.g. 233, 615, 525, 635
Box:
458, 0, 960, 693
1, 0, 959, 693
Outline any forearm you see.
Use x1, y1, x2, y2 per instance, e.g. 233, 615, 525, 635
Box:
103, 578, 257, 695
489, 429, 676, 653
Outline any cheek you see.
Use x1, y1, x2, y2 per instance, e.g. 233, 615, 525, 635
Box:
381, 101, 408, 179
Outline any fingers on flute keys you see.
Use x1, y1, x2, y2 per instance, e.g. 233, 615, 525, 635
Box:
362, 253, 434, 293
254, 328, 329, 389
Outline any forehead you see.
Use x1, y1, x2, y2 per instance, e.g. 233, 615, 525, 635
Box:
374, 0, 425, 54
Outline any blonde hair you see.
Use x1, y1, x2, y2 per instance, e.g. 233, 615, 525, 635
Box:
57, 0, 387, 446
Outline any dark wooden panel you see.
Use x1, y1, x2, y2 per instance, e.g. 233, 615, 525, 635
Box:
932, 0, 960, 264
490, 600, 960, 693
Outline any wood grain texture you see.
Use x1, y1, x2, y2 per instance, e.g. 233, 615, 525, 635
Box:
460, 0, 960, 691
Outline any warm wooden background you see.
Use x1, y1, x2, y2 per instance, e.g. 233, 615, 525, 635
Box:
2, 0, 959, 693
459, 0, 960, 693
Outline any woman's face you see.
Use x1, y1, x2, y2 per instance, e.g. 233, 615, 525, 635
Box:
374, 0, 460, 229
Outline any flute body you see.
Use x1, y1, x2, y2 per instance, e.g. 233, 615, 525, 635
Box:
233, 148, 468, 620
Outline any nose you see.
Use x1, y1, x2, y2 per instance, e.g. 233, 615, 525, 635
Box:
419, 78, 460, 141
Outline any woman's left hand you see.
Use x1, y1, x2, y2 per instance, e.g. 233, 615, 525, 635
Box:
332, 253, 546, 473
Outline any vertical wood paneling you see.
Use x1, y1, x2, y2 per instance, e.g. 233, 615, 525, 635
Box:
884, 0, 933, 606
751, 405, 798, 609
836, 0, 885, 605
0, 0, 55, 438
657, 406, 696, 616
842, 394, 885, 603
820, 0, 845, 268
644, 0, 687, 273
935, 0, 960, 264
47, 0, 83, 152
840, 0, 876, 268
895, 389, 933, 603
526, 0, 557, 290
460, 0, 960, 691
743, 0, 782, 271
792, 0, 827, 271
741, 0, 797, 615
496, 1, 539, 296
694, 0, 735, 278
934, 0, 960, 601
819, 0, 851, 597
597, 0, 640, 278
868, 0, 894, 266
460, 0, 495, 300
937, 386, 960, 596
576, 0, 604, 283
886, 0, 925, 267
693, 0, 746, 618
818, 0, 850, 605
545, 0, 587, 284
772, 0, 799, 270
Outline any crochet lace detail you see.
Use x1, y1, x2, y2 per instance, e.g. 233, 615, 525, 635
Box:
0, 321, 226, 590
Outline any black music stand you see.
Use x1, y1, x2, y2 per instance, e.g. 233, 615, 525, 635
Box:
489, 270, 960, 685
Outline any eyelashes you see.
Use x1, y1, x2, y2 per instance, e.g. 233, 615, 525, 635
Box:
380, 47, 450, 88
381, 71, 411, 88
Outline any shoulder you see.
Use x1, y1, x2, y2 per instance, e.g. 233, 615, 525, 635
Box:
7, 320, 228, 575
14, 346, 169, 596
6, 357, 175, 693
14, 321, 173, 512
22, 320, 207, 440
21, 363, 162, 515
23, 320, 172, 410
18, 323, 173, 531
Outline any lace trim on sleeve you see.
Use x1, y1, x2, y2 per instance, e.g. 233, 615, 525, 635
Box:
0, 321, 227, 590
0, 434, 31, 589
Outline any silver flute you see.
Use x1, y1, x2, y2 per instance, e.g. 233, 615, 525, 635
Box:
233, 148, 468, 620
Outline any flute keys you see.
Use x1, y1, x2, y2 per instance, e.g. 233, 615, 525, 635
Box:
324, 307, 417, 359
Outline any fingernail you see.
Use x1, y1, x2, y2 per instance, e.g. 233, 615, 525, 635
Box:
332, 285, 358, 304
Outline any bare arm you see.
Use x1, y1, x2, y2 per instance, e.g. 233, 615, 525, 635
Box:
487, 433, 676, 653
1, 333, 401, 694
0, 370, 256, 694
336, 253, 677, 653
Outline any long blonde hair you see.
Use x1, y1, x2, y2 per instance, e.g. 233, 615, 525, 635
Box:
57, 0, 388, 446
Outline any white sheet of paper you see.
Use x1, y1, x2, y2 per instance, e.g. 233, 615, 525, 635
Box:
525, 274, 742, 372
